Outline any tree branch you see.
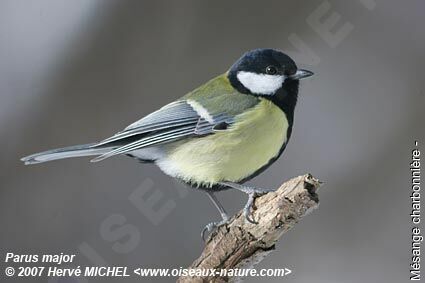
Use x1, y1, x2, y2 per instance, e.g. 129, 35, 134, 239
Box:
177, 174, 321, 283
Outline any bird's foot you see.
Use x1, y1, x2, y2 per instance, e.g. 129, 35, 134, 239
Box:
201, 216, 229, 241
241, 187, 275, 224
219, 182, 275, 224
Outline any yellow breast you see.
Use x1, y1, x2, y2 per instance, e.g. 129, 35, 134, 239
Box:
157, 99, 288, 187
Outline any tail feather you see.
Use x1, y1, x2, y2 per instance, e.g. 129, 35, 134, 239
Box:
21, 143, 113, 165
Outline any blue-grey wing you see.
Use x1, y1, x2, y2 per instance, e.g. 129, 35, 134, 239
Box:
90, 100, 233, 162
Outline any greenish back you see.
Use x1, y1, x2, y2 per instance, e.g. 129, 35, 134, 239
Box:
182, 73, 260, 116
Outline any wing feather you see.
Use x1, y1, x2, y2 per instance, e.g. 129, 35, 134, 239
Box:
90, 100, 234, 162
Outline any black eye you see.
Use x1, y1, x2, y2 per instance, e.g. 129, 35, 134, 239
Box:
266, 66, 278, 75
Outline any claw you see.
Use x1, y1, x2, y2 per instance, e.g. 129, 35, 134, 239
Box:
242, 188, 275, 224
244, 211, 257, 224
243, 192, 258, 224
201, 217, 229, 242
201, 222, 215, 241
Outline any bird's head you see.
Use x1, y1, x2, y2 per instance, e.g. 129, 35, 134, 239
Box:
228, 48, 313, 97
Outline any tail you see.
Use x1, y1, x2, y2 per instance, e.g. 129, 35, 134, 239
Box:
21, 143, 113, 165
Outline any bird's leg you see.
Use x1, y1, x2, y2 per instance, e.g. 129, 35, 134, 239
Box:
201, 191, 229, 241
219, 181, 275, 224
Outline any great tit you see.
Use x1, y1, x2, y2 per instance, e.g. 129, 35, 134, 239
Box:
21, 48, 313, 238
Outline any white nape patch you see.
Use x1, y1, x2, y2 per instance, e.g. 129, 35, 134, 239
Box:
186, 99, 214, 123
237, 71, 284, 95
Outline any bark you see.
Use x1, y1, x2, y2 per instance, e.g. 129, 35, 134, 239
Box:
177, 174, 321, 282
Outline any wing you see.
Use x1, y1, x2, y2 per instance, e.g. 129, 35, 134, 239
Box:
90, 74, 260, 162
90, 100, 232, 162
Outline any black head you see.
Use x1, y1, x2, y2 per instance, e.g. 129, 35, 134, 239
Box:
228, 48, 313, 96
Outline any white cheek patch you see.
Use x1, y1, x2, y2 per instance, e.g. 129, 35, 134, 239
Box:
237, 71, 284, 95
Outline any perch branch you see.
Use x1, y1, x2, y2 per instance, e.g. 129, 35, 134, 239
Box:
177, 174, 321, 283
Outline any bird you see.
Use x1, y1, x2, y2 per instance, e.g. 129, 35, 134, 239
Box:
21, 48, 314, 239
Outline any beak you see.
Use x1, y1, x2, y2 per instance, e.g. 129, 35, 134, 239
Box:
288, 69, 314, 80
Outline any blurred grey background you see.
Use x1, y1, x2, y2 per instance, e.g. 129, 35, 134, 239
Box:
1, 0, 424, 282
